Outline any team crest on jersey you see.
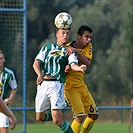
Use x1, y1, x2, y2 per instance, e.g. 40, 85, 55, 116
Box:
49, 50, 62, 56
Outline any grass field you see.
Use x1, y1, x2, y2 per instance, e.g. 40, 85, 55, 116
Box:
10, 122, 132, 133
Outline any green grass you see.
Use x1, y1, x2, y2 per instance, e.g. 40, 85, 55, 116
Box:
91, 123, 130, 133
10, 122, 132, 133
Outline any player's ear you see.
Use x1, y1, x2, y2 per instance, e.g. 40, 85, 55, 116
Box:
3, 58, 5, 63
56, 28, 59, 38
77, 34, 81, 40
56, 32, 58, 38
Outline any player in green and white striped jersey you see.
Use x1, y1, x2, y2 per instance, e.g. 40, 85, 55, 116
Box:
0, 52, 17, 133
33, 28, 86, 133
35, 42, 79, 83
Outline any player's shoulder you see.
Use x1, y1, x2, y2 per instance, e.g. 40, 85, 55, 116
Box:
66, 41, 76, 47
42, 42, 55, 47
88, 42, 93, 48
41, 42, 56, 51
85, 43, 93, 51
83, 43, 93, 56
4, 67, 14, 75
66, 42, 71, 47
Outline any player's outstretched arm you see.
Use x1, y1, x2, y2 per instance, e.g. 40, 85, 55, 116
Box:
71, 63, 87, 72
0, 98, 17, 130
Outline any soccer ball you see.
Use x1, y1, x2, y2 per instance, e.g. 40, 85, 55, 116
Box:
54, 12, 72, 29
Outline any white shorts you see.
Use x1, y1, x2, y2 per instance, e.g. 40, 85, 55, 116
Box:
35, 80, 67, 112
0, 112, 9, 127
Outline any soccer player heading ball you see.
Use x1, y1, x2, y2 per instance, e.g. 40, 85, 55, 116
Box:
54, 12, 72, 29
33, 11, 86, 133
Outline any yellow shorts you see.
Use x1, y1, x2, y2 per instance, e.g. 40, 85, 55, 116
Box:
64, 84, 99, 118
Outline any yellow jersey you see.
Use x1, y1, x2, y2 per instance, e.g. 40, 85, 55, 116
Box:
65, 41, 93, 89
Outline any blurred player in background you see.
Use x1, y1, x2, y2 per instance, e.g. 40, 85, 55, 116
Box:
64, 25, 99, 133
0, 52, 17, 133
33, 25, 87, 133
0, 97, 17, 130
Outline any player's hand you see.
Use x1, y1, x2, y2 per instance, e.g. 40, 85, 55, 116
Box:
66, 47, 77, 55
64, 65, 71, 73
80, 64, 87, 72
9, 115, 17, 130
36, 75, 43, 85
4, 98, 10, 105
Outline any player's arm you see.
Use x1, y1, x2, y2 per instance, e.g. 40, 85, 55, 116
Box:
76, 50, 91, 66
33, 60, 43, 85
4, 89, 17, 105
0, 98, 17, 130
66, 47, 91, 66
70, 63, 86, 72
68, 53, 87, 72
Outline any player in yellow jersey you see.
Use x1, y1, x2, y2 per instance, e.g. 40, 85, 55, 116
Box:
64, 25, 99, 133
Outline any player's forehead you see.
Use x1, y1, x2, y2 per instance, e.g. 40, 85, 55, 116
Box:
0, 53, 4, 59
82, 31, 92, 37
58, 29, 70, 34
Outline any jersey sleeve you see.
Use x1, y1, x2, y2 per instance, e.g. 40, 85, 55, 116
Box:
35, 46, 46, 62
9, 72, 17, 90
84, 43, 93, 60
68, 53, 78, 65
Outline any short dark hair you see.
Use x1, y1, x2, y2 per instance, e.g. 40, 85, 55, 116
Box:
77, 25, 93, 36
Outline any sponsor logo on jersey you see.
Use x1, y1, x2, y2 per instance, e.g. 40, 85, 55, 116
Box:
50, 50, 62, 56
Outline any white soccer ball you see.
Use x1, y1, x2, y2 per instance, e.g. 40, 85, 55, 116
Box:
54, 12, 72, 29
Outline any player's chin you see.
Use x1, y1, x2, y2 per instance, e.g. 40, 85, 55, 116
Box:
84, 43, 89, 46
63, 39, 68, 44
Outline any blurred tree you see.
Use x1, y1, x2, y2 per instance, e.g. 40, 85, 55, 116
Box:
85, 0, 132, 105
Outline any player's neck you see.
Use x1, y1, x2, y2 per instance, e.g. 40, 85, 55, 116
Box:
56, 40, 66, 47
0, 66, 4, 73
74, 41, 84, 49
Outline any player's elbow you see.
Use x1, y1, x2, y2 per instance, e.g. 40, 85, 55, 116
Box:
86, 62, 91, 67
32, 62, 36, 69
33, 60, 39, 70
86, 59, 91, 66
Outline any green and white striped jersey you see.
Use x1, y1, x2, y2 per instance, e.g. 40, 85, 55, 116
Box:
0, 67, 17, 100
35, 42, 78, 83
